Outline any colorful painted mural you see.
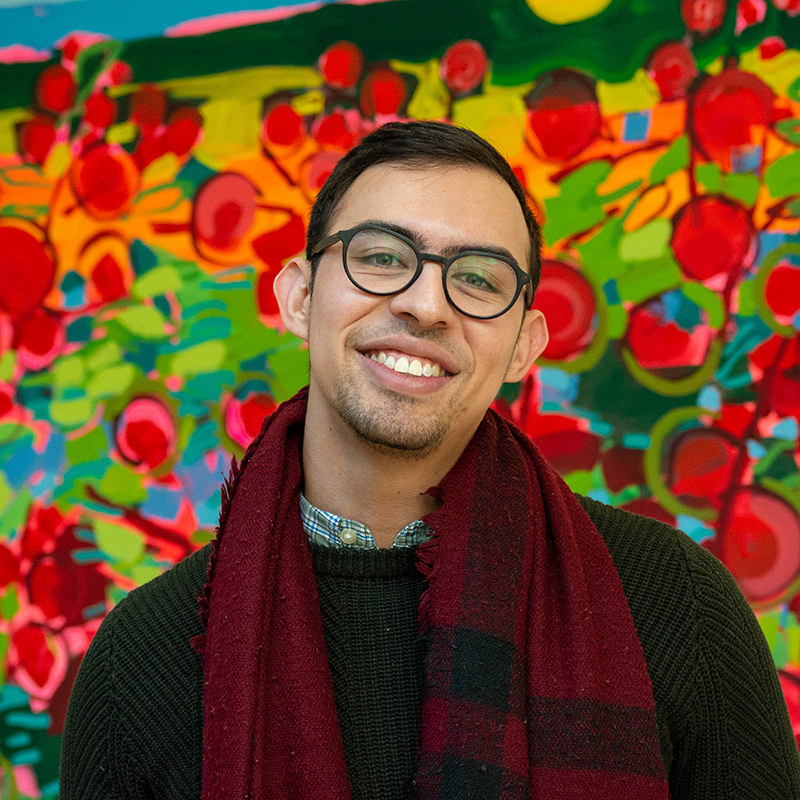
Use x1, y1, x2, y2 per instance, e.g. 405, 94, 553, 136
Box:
1, 0, 800, 794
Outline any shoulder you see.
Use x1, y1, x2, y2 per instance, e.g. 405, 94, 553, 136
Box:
61, 545, 211, 796
104, 543, 211, 679
576, 493, 761, 663
576, 494, 744, 619
578, 495, 800, 797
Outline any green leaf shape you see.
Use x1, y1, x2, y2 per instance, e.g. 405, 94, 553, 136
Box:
619, 218, 671, 261
650, 135, 689, 185
543, 161, 613, 244
720, 173, 760, 207
98, 464, 147, 506
85, 340, 124, 371
74, 39, 123, 105
131, 564, 163, 587
115, 305, 169, 339
0, 585, 19, 620
775, 118, 800, 145
577, 216, 628, 284
132, 264, 183, 299
52, 355, 85, 390
696, 163, 722, 193
87, 363, 137, 400
615, 253, 682, 305
170, 341, 227, 377
0, 351, 15, 383
49, 396, 94, 429
0, 489, 31, 539
765, 149, 800, 199
269, 347, 310, 402
0, 474, 10, 518
696, 164, 760, 207
65, 427, 108, 465
93, 519, 145, 564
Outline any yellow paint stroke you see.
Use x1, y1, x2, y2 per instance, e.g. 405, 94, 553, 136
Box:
597, 69, 661, 115
526, 0, 613, 24
452, 92, 527, 161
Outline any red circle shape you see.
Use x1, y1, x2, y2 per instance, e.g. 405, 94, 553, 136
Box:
534, 260, 596, 361
681, 0, 725, 32
647, 41, 697, 101
440, 40, 488, 93
192, 172, 258, 251
689, 68, 774, 171
0, 225, 56, 319
526, 70, 601, 162
71, 144, 140, 219
319, 41, 364, 89
164, 107, 203, 156
84, 92, 117, 128
15, 308, 64, 372
18, 115, 57, 165
360, 68, 407, 117
263, 103, 304, 147
670, 195, 754, 282
116, 396, 177, 469
130, 84, 167, 135
35, 64, 76, 114
667, 428, 742, 505
722, 487, 800, 603
765, 263, 800, 320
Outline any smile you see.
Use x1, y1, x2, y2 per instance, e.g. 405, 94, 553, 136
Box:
367, 351, 446, 377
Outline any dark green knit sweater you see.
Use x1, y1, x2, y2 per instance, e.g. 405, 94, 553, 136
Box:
59, 496, 800, 799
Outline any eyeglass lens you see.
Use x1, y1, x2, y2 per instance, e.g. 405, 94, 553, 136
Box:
344, 228, 520, 318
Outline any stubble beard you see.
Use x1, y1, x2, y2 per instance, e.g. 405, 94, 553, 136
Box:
333, 380, 457, 461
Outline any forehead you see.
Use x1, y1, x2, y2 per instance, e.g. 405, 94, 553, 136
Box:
328, 164, 531, 265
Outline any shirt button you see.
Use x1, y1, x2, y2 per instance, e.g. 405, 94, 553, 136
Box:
340, 527, 357, 545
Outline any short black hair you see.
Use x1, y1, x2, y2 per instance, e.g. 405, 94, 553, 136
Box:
306, 120, 542, 301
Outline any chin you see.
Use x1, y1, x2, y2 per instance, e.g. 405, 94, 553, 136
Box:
334, 389, 452, 460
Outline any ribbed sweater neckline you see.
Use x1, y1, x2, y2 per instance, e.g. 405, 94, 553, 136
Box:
309, 541, 421, 578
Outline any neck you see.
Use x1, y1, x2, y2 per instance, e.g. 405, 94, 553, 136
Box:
301, 394, 472, 548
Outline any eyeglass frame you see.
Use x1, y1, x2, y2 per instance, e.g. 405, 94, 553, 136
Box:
307, 223, 534, 320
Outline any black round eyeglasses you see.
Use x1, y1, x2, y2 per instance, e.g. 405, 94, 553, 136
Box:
307, 224, 533, 320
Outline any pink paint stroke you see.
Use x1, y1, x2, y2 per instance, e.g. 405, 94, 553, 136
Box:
0, 43, 51, 64
165, 0, 399, 37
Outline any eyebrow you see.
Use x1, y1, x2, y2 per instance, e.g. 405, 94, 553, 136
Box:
359, 218, 523, 267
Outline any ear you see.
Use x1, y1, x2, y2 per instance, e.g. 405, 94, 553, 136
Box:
274, 256, 312, 341
505, 309, 548, 383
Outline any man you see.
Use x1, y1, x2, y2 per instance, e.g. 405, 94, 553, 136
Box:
60, 121, 800, 799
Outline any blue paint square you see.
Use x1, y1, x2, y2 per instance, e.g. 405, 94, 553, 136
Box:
623, 110, 651, 142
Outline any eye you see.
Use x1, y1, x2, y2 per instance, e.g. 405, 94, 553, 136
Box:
369, 251, 403, 268
450, 261, 502, 294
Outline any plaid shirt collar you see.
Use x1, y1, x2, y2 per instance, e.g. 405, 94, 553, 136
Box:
299, 493, 431, 549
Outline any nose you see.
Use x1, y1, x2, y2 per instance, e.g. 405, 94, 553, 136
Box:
388, 260, 455, 329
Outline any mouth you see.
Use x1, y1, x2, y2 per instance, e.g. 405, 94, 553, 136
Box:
363, 349, 450, 378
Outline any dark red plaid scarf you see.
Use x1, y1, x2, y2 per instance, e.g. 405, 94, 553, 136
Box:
194, 387, 669, 799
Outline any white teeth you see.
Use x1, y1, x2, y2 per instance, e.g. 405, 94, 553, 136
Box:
371, 351, 444, 377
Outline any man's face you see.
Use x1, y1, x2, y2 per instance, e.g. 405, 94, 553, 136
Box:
294, 163, 547, 460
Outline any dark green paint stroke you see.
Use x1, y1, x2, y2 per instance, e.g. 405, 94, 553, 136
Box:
6, 0, 800, 112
